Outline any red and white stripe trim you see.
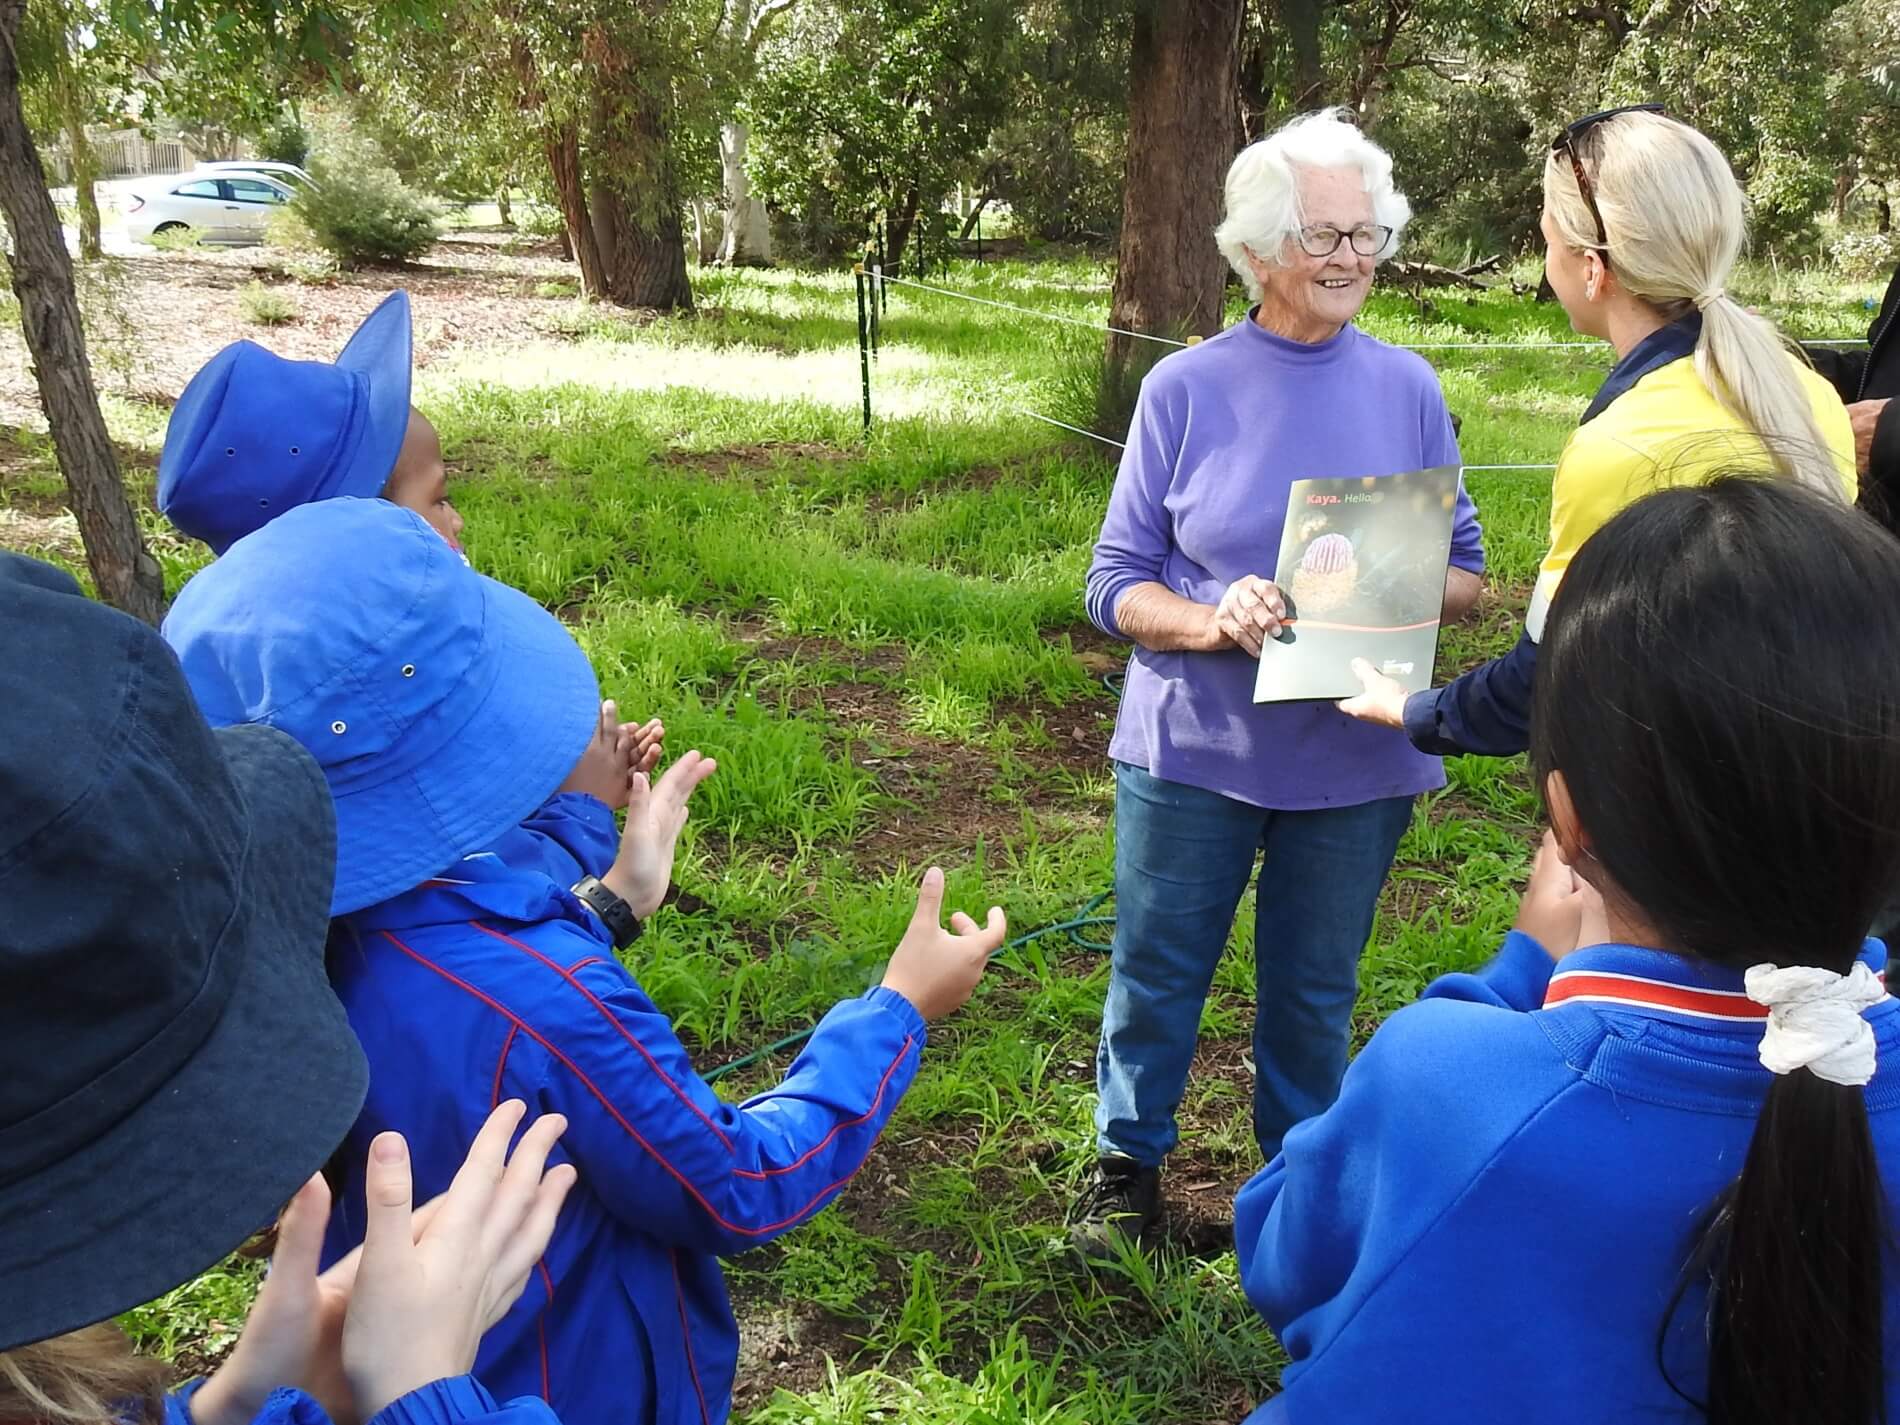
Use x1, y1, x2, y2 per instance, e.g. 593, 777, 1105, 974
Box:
1542, 969, 1769, 1022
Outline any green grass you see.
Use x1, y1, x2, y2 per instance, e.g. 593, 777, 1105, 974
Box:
11, 248, 1879, 1423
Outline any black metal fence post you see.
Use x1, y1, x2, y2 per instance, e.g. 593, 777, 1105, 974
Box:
854, 265, 872, 436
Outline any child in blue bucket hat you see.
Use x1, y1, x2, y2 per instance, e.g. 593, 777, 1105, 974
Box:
158, 291, 463, 554
163, 497, 1009, 1425
0, 550, 578, 1425
159, 289, 662, 894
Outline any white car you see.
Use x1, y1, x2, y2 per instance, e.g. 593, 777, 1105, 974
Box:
124, 171, 295, 246
195, 160, 318, 191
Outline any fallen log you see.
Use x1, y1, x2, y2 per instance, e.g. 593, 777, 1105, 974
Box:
1383, 253, 1504, 289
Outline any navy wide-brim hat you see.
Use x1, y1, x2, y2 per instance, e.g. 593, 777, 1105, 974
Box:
0, 553, 368, 1352
158, 290, 413, 554
162, 498, 600, 915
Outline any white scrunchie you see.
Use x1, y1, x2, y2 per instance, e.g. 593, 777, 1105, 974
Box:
1693, 288, 1728, 310
1744, 961, 1886, 1086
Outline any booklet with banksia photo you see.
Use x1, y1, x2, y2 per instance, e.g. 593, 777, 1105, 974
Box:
1252, 465, 1463, 704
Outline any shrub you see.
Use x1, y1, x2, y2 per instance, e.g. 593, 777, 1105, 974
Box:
517, 204, 564, 239
283, 249, 341, 284
238, 280, 298, 326
263, 207, 342, 284
1831, 231, 1900, 283
258, 115, 310, 167
288, 150, 439, 267
146, 225, 199, 252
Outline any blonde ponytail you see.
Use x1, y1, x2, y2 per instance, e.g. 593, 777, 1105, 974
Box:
1544, 112, 1846, 497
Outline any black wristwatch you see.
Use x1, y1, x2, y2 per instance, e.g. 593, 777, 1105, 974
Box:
570, 875, 643, 949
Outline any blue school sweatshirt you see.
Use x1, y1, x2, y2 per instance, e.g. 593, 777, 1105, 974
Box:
1235, 932, 1900, 1423
319, 821, 927, 1425
169, 1377, 559, 1425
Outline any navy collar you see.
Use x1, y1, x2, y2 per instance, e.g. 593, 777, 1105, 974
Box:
1579, 314, 1701, 424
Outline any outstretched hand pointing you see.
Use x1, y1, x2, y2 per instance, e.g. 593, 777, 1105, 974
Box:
879, 866, 1007, 1020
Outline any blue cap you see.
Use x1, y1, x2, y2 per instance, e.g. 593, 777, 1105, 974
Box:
161, 498, 600, 915
158, 291, 414, 554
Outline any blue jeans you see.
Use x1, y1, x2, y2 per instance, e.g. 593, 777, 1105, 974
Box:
1095, 761, 1413, 1166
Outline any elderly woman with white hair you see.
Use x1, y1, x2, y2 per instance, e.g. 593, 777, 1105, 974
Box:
1073, 108, 1485, 1250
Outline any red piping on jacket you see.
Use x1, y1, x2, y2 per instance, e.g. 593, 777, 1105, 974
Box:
671, 1250, 713, 1425
470, 920, 913, 1182
378, 929, 914, 1236
488, 1021, 552, 1404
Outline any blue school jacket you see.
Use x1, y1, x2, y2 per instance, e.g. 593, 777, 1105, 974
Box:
1236, 932, 1900, 1423
168, 1377, 559, 1425
319, 820, 928, 1425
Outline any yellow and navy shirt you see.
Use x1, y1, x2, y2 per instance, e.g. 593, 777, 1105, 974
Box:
1404, 316, 1856, 758
1528, 338, 1856, 639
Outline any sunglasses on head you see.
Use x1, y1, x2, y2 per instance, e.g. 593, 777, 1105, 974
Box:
1550, 103, 1666, 268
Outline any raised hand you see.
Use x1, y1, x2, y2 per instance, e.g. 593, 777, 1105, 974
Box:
341, 1103, 576, 1420
879, 866, 1007, 1020
559, 699, 637, 810
620, 717, 665, 779
600, 749, 718, 917
189, 1175, 354, 1425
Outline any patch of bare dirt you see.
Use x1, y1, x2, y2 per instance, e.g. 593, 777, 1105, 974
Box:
729, 1295, 870, 1412
723, 615, 909, 676
657, 441, 857, 476
0, 503, 80, 556
719, 618, 1117, 867
790, 675, 1110, 874
0, 232, 591, 430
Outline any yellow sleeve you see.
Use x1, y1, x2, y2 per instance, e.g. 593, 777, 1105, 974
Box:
1528, 424, 1644, 641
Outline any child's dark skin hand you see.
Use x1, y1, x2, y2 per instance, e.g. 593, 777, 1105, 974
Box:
559, 699, 665, 812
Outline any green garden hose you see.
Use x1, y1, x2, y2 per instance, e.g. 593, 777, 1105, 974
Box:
704, 665, 1127, 1084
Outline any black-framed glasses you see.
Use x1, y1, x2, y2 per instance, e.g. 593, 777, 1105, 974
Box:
1296, 223, 1395, 258
1550, 103, 1665, 268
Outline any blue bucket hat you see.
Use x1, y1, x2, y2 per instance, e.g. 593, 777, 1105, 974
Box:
162, 498, 600, 915
0, 552, 366, 1350
158, 290, 414, 554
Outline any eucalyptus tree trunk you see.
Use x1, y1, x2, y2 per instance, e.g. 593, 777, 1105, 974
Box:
0, 0, 163, 620
1102, 0, 1244, 426
716, 121, 772, 265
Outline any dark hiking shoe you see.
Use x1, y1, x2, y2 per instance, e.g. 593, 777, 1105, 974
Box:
1068, 1154, 1161, 1258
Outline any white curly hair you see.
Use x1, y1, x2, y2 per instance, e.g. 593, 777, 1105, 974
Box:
1214, 107, 1412, 299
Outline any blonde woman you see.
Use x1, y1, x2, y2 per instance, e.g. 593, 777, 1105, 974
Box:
1342, 104, 1856, 754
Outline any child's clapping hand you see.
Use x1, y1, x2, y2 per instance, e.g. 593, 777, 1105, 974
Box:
600, 750, 718, 917
559, 699, 665, 811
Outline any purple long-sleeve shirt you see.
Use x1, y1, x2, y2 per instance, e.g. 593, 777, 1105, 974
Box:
1086, 314, 1484, 810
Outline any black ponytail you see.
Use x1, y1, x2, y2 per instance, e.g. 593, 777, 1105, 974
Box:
1530, 476, 1900, 1425
1702, 1070, 1886, 1425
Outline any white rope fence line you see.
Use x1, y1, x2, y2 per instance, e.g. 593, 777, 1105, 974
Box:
873, 269, 1186, 348
870, 269, 1871, 352
1020, 410, 1560, 472
1021, 410, 1130, 447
